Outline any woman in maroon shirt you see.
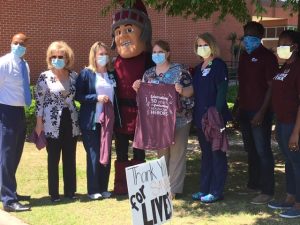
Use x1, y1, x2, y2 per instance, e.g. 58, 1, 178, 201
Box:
269, 30, 300, 219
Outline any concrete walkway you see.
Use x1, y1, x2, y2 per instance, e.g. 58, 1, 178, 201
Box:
0, 210, 28, 225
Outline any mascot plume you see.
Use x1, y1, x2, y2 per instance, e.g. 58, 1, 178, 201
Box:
111, 0, 154, 195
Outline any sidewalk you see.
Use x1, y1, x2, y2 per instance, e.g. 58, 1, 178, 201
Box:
0, 210, 28, 225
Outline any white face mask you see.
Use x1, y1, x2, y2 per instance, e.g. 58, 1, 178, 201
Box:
197, 46, 212, 59
97, 55, 109, 67
277, 46, 293, 60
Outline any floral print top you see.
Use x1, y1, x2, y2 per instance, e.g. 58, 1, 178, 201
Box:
143, 63, 194, 128
35, 70, 80, 138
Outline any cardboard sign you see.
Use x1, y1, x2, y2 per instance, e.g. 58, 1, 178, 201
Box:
126, 157, 173, 225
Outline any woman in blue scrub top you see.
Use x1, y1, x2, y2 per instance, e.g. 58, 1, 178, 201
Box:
191, 33, 231, 203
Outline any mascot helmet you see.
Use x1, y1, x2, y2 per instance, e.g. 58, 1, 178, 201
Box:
111, 0, 152, 51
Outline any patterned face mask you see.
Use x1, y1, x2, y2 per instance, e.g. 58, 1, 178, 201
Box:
243, 36, 261, 54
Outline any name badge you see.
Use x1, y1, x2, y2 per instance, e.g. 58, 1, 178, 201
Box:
251, 57, 258, 62
202, 68, 211, 77
150, 79, 160, 84
111, 80, 117, 87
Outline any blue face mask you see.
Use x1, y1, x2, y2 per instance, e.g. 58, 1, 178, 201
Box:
52, 58, 65, 69
152, 53, 166, 65
11, 44, 26, 58
243, 36, 261, 54
97, 55, 109, 67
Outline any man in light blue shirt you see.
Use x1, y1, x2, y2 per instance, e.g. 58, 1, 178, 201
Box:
0, 33, 31, 212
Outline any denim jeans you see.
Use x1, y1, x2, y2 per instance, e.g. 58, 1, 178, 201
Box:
276, 122, 300, 202
239, 110, 274, 195
197, 128, 228, 197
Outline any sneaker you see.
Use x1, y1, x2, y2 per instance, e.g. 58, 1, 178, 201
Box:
250, 194, 273, 205
268, 201, 294, 210
101, 191, 112, 199
200, 194, 222, 203
88, 193, 102, 200
192, 192, 206, 201
279, 208, 300, 219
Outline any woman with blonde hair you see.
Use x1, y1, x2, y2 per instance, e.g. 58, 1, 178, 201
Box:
191, 33, 231, 203
35, 41, 80, 202
75, 41, 120, 200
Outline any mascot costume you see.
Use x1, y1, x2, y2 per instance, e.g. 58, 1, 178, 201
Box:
111, 0, 154, 195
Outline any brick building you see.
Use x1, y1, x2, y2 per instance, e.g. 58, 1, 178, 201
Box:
0, 0, 298, 82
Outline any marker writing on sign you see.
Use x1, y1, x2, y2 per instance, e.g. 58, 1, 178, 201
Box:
130, 185, 146, 211
142, 192, 172, 224
127, 164, 157, 185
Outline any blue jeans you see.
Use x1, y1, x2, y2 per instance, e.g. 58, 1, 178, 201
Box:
81, 124, 111, 195
197, 128, 228, 197
276, 122, 300, 202
239, 110, 274, 195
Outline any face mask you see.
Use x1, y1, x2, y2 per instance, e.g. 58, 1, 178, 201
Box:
197, 46, 211, 59
243, 36, 261, 54
277, 46, 293, 60
97, 55, 109, 67
152, 53, 166, 65
11, 44, 26, 58
52, 58, 65, 69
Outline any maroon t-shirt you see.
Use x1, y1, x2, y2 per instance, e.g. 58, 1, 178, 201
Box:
272, 58, 300, 123
114, 52, 149, 134
133, 83, 178, 150
238, 45, 278, 111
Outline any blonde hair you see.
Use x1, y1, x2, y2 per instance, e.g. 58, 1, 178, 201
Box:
194, 33, 220, 58
87, 41, 111, 72
46, 41, 74, 70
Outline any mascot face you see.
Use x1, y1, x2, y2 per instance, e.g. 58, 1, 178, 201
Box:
114, 24, 146, 58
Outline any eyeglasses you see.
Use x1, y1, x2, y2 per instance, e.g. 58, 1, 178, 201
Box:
51, 56, 64, 59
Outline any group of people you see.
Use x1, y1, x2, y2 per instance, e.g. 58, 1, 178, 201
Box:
0, 3, 299, 221
235, 22, 300, 219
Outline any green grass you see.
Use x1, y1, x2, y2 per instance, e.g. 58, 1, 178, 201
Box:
11, 132, 300, 225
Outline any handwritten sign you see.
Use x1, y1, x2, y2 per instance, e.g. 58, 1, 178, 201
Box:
126, 157, 173, 225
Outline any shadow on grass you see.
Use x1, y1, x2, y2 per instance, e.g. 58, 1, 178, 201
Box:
172, 134, 300, 225
29, 192, 131, 207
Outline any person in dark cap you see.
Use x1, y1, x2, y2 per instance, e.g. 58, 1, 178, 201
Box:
111, 0, 154, 195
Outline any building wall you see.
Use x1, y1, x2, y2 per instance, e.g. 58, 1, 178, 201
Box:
0, 0, 297, 82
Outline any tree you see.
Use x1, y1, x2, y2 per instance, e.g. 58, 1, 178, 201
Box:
102, 0, 300, 29
270, 0, 300, 30
102, 0, 250, 23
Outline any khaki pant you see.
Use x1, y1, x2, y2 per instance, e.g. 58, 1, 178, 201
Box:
158, 123, 191, 194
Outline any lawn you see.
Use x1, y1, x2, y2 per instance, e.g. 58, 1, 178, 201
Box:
10, 129, 300, 225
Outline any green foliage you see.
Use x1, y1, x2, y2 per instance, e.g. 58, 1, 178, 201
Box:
103, 0, 251, 23
227, 84, 238, 106
102, 0, 300, 27
25, 100, 36, 137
